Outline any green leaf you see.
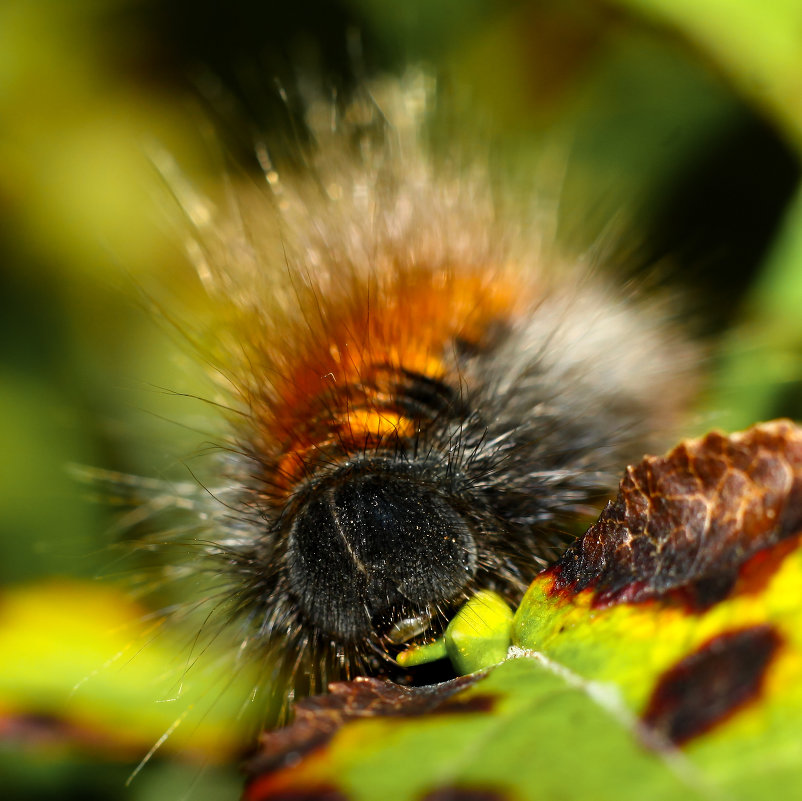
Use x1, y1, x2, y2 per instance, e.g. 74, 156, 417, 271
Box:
246, 659, 711, 801
246, 422, 802, 800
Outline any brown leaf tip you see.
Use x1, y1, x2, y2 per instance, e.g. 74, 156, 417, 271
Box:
641, 624, 782, 745
550, 419, 802, 609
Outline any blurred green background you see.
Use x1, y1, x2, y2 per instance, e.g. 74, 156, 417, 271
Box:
2, 0, 802, 798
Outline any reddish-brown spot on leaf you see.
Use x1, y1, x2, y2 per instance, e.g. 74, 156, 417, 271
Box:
244, 674, 483, 794
246, 789, 348, 801
549, 420, 802, 609
641, 625, 782, 745
433, 694, 497, 715
0, 713, 147, 760
732, 534, 801, 598
420, 787, 511, 801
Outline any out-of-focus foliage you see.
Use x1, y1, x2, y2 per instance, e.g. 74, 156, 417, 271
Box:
619, 0, 802, 148
0, 581, 261, 754
1, 0, 800, 799
615, 0, 802, 432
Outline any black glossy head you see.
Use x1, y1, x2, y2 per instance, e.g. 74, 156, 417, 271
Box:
286, 464, 477, 641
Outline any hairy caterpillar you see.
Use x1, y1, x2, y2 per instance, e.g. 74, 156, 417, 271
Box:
114, 70, 696, 723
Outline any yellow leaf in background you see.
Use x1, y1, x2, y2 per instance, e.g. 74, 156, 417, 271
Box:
0, 580, 260, 761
